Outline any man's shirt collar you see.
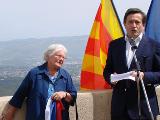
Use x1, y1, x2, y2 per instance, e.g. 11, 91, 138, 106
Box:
125, 32, 143, 46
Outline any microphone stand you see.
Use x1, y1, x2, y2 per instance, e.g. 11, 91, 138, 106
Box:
131, 42, 154, 120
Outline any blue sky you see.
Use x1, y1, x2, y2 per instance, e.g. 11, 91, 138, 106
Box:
0, 0, 151, 41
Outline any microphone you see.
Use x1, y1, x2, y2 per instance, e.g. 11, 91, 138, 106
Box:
129, 38, 137, 50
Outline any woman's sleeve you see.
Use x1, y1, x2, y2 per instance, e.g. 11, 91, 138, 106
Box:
9, 71, 33, 108
66, 73, 77, 106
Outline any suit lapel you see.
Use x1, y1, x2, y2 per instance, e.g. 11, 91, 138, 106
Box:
119, 39, 128, 71
136, 36, 147, 58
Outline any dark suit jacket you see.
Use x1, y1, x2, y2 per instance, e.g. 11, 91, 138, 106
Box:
103, 35, 160, 119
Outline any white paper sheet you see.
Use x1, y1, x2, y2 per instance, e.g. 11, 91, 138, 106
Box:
111, 71, 135, 82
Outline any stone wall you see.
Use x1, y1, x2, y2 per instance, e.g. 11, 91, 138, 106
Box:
0, 88, 160, 120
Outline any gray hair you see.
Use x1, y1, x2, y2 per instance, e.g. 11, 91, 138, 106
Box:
44, 44, 67, 61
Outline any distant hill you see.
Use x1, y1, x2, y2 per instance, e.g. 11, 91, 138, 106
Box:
0, 35, 88, 67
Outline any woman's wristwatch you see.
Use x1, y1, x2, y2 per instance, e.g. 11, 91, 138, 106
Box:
65, 92, 68, 98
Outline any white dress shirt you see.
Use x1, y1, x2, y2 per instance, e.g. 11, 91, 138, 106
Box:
125, 33, 143, 69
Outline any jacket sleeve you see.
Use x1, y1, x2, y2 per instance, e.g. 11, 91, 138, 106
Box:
66, 73, 77, 106
9, 71, 33, 108
103, 42, 114, 85
144, 41, 160, 85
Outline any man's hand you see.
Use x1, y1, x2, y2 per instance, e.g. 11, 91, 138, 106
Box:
131, 71, 144, 80
111, 72, 118, 85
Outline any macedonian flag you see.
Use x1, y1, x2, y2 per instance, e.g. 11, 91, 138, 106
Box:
80, 0, 124, 90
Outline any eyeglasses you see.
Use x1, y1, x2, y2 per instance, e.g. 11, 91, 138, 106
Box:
54, 55, 67, 59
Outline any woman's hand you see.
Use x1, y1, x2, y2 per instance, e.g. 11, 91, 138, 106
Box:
52, 91, 67, 101
51, 91, 73, 102
0, 103, 17, 120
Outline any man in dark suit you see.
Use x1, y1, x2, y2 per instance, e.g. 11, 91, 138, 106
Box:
103, 8, 160, 120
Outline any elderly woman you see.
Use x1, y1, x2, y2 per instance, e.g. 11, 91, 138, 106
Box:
0, 44, 77, 120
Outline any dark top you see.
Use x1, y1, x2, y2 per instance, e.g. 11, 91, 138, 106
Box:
9, 63, 77, 120
103, 36, 160, 119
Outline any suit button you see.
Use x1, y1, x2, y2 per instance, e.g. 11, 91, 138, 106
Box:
125, 89, 127, 91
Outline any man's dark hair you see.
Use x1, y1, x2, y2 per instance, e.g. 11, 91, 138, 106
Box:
123, 8, 146, 25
